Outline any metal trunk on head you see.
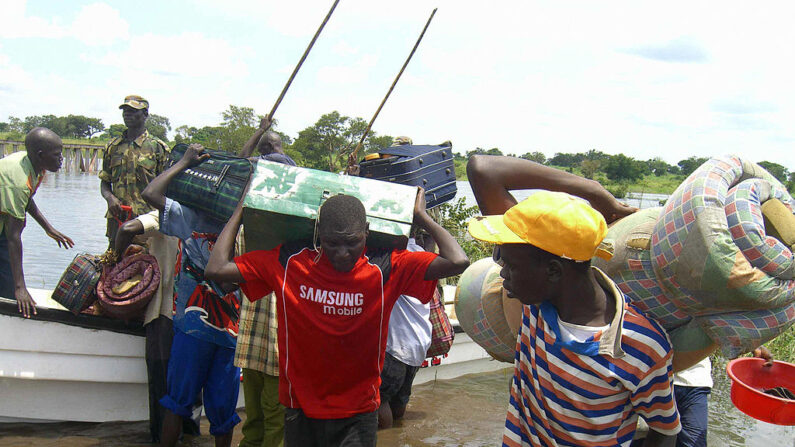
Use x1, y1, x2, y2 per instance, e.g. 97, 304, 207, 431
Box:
242, 161, 418, 251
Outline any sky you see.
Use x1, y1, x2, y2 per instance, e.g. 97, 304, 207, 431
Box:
3, 0, 795, 168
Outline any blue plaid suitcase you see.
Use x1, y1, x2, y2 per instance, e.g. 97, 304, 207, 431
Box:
358, 142, 457, 208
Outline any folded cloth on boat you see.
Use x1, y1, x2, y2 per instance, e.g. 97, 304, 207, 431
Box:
97, 253, 160, 320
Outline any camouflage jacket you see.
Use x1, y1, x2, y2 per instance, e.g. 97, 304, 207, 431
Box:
98, 130, 170, 218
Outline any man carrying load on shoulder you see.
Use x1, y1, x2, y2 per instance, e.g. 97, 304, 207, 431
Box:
377, 228, 435, 429
0, 127, 73, 317
142, 144, 242, 447
235, 117, 298, 447
205, 187, 469, 446
467, 155, 680, 447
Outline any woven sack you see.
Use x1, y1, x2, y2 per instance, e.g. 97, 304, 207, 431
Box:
165, 143, 253, 222
51, 253, 102, 315
426, 286, 454, 358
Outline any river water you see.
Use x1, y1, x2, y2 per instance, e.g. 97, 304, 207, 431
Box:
3, 173, 794, 446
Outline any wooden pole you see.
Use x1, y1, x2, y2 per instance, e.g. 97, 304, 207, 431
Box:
348, 8, 438, 169
268, 0, 341, 123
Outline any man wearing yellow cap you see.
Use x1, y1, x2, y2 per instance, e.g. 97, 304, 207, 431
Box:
467, 156, 680, 447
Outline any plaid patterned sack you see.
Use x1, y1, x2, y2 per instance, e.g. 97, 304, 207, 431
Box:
426, 286, 454, 358
52, 253, 102, 315
165, 143, 253, 223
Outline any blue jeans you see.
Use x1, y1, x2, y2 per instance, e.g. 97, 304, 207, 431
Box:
160, 328, 241, 436
674, 385, 711, 447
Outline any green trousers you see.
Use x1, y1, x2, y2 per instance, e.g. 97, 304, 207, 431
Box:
239, 369, 284, 447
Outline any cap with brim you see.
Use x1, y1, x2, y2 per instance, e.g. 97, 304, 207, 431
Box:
119, 95, 149, 110
468, 215, 526, 244
467, 191, 613, 262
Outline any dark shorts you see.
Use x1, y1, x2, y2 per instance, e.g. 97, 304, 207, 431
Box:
284, 408, 377, 447
0, 230, 12, 299
379, 352, 420, 408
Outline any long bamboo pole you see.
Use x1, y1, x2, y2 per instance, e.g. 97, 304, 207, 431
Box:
347, 8, 438, 169
268, 0, 341, 123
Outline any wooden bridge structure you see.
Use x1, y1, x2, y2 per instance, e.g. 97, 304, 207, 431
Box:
0, 140, 104, 173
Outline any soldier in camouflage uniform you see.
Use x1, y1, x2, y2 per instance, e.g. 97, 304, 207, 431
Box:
99, 94, 169, 245
99, 95, 198, 443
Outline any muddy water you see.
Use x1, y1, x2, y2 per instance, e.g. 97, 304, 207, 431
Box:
6, 173, 795, 446
1, 366, 794, 446
18, 174, 665, 289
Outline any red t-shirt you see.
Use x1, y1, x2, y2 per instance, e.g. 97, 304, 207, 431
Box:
234, 243, 438, 419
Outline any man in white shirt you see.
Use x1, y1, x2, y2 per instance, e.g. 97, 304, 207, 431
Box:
377, 234, 433, 429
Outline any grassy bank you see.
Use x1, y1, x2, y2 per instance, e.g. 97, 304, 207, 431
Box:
453, 158, 686, 196
712, 325, 794, 364
764, 325, 795, 363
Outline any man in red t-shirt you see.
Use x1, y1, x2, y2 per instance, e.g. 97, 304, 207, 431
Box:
206, 191, 468, 446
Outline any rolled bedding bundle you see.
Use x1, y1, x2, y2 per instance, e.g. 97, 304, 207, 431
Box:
455, 258, 523, 363
597, 155, 795, 358
456, 155, 795, 363
96, 253, 161, 320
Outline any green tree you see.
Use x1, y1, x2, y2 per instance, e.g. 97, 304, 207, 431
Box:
23, 115, 68, 135
466, 147, 503, 157
519, 151, 546, 164
104, 124, 127, 139
583, 149, 610, 163
548, 152, 584, 168
173, 125, 225, 148
580, 159, 601, 179
436, 197, 491, 266
677, 156, 708, 177
146, 114, 172, 141
216, 105, 258, 154
64, 114, 104, 138
603, 154, 644, 182
7, 117, 24, 133
758, 161, 789, 184
647, 157, 671, 177
290, 111, 391, 172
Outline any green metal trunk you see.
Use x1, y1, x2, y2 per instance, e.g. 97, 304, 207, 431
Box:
242, 161, 418, 252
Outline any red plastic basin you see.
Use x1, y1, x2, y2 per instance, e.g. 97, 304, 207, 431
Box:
726, 357, 795, 425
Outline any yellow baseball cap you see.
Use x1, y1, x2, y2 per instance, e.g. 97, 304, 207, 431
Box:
468, 191, 612, 262
119, 95, 149, 110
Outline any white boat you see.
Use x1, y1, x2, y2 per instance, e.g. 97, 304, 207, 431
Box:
0, 286, 509, 423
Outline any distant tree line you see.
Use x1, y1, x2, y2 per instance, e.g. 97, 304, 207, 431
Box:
454, 147, 795, 190
3, 109, 794, 189
1, 113, 172, 141
171, 107, 393, 173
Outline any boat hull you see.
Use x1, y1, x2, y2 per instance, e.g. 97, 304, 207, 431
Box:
0, 310, 149, 422
0, 287, 510, 423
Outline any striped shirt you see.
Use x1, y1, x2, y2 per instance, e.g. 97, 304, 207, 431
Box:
503, 267, 680, 447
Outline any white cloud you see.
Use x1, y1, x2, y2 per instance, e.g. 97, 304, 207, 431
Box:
331, 40, 357, 57
0, 1, 127, 45
0, 0, 65, 39
70, 2, 129, 46
315, 54, 378, 85
88, 32, 249, 80
6, 0, 795, 169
